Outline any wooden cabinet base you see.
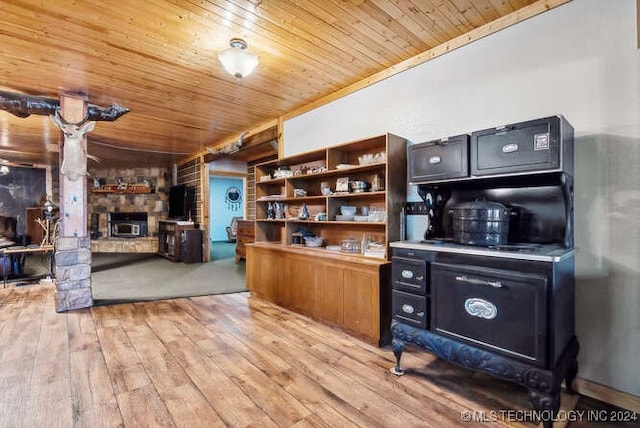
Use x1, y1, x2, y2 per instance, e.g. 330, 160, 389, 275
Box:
246, 243, 391, 346
235, 220, 254, 262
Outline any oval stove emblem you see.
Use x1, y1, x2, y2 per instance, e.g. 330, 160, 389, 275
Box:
502, 143, 519, 153
401, 304, 415, 314
464, 298, 497, 320
401, 270, 414, 279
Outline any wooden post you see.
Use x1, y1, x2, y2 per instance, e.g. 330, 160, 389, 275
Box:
55, 94, 93, 312
59, 94, 88, 237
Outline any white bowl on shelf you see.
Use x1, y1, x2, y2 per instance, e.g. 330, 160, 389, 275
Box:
340, 206, 357, 216
353, 215, 369, 222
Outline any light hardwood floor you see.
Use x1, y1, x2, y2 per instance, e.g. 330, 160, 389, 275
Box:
0, 283, 595, 427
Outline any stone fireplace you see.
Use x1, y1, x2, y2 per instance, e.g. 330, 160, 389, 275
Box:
88, 166, 169, 253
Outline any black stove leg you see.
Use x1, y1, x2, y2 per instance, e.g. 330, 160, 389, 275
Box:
564, 357, 578, 394
389, 338, 406, 376
529, 389, 560, 428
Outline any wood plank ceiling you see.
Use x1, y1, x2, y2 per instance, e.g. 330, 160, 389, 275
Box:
0, 0, 562, 168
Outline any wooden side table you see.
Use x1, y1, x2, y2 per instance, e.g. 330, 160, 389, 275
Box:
1, 244, 54, 288
235, 220, 254, 262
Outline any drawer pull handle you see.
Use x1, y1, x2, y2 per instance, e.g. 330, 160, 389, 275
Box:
502, 143, 519, 153
401, 270, 414, 279
428, 156, 441, 164
455, 275, 503, 288
401, 304, 415, 314
465, 298, 497, 320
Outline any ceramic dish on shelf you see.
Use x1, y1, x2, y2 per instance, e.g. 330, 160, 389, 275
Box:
353, 215, 369, 222
303, 236, 324, 247
326, 245, 341, 251
335, 214, 354, 221
336, 163, 357, 169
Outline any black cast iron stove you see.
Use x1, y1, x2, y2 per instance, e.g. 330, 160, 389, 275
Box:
392, 115, 578, 428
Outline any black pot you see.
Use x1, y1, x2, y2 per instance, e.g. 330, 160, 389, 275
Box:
449, 200, 510, 246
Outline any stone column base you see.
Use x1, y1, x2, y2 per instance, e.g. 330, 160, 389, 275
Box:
54, 287, 93, 313
55, 236, 93, 312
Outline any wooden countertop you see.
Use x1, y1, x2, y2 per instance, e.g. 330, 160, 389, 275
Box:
247, 241, 389, 266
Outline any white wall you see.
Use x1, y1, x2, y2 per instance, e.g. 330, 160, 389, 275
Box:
283, 0, 640, 396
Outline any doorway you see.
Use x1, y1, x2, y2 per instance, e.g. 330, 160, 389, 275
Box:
209, 174, 245, 260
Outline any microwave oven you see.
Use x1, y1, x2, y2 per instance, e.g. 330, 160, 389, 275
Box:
112, 222, 144, 237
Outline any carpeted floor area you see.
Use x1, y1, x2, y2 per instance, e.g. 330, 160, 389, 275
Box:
92, 242, 246, 304
13, 241, 247, 303
210, 240, 236, 260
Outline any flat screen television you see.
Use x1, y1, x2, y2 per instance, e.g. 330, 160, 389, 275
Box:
169, 184, 195, 220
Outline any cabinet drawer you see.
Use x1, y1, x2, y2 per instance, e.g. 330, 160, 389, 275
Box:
237, 225, 254, 235
408, 134, 469, 183
392, 290, 428, 329
392, 257, 428, 294
471, 115, 572, 176
392, 247, 432, 260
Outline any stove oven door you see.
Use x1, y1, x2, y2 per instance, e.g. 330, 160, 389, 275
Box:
431, 262, 548, 367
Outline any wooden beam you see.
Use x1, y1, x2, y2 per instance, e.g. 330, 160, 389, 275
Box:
180, 118, 279, 167
208, 170, 246, 178
282, 0, 573, 122
277, 117, 284, 159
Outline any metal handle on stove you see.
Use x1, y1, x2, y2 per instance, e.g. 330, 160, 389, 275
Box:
455, 275, 503, 288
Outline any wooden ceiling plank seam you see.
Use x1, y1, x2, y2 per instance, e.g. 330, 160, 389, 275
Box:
383, 0, 456, 45
282, 0, 409, 67
369, 0, 447, 47
300, 0, 413, 65
448, 0, 492, 27
468, 0, 503, 21
404, 0, 469, 41
487, 0, 518, 15
295, 0, 408, 63
508, 0, 536, 9
357, 0, 437, 54
430, 0, 479, 34
318, 0, 426, 58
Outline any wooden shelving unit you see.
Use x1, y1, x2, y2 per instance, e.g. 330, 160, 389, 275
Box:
252, 133, 407, 259
247, 133, 407, 345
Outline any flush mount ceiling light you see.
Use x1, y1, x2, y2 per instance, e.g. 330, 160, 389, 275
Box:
0, 165, 9, 176
218, 38, 259, 79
